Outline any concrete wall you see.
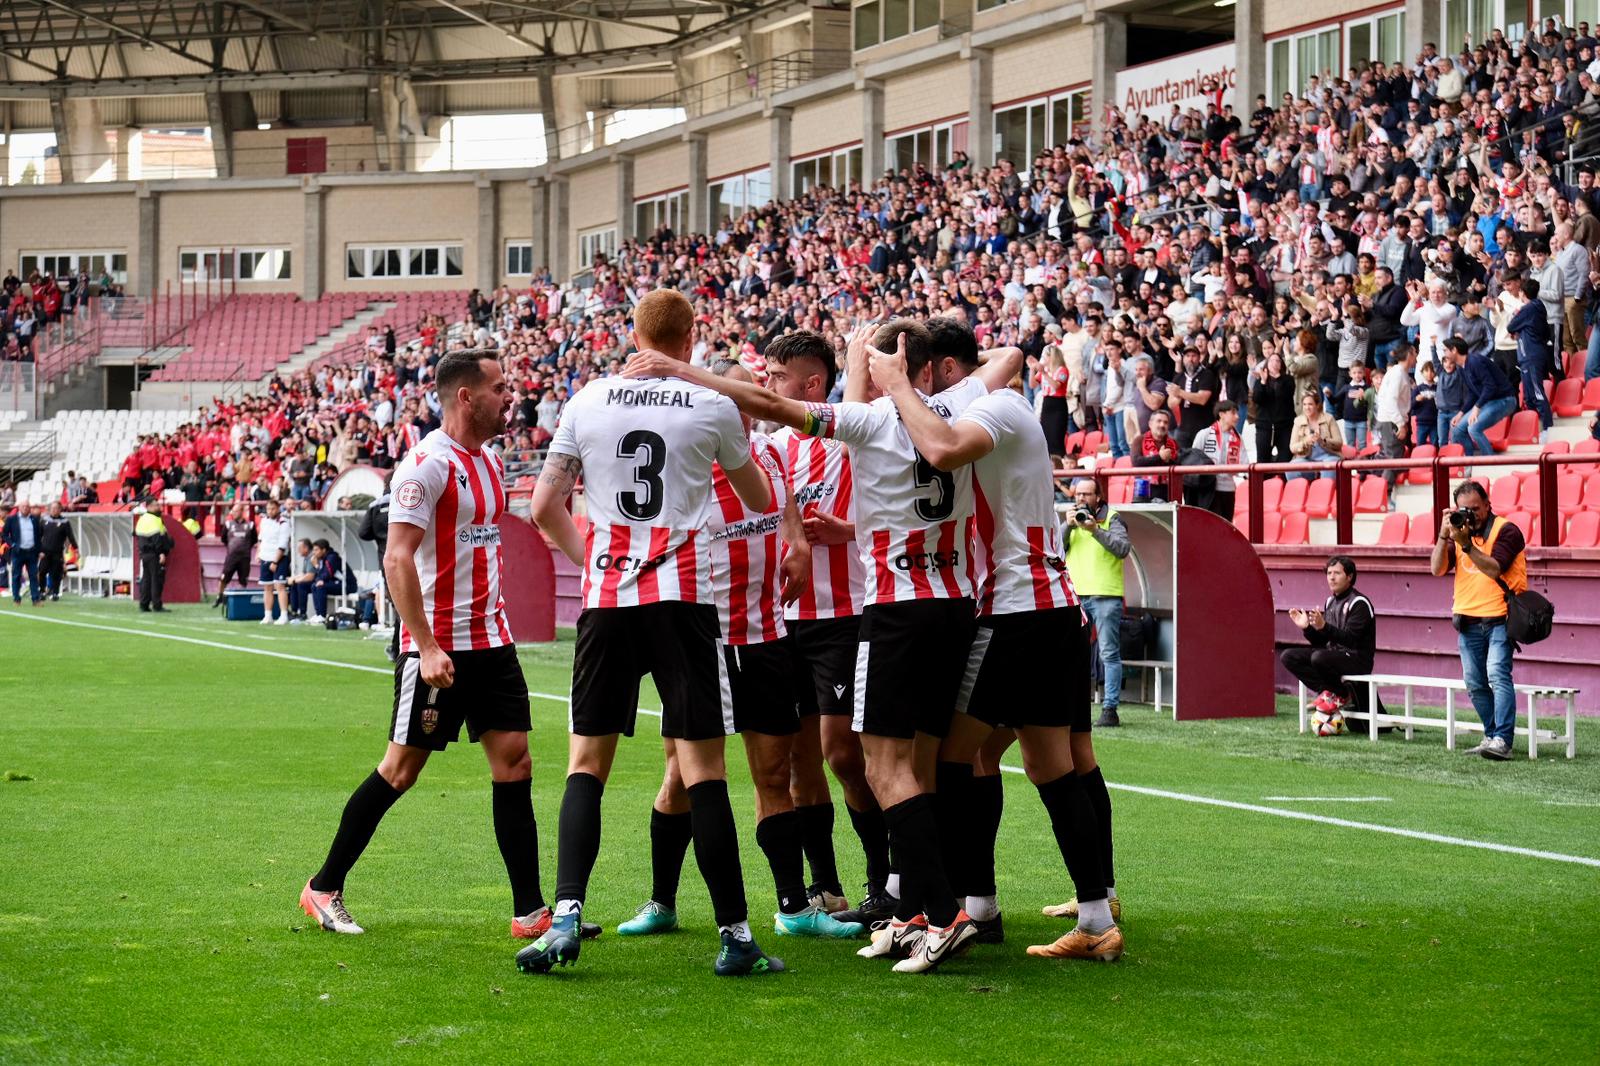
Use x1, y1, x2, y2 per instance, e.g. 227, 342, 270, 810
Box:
633, 141, 690, 198
0, 192, 137, 270
230, 126, 382, 178
1263, 0, 1386, 36
322, 180, 477, 292
792, 93, 862, 157
157, 187, 303, 292
706, 118, 770, 180
992, 27, 1094, 106
884, 60, 969, 133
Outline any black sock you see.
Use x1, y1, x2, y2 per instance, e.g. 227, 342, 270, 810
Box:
846, 801, 891, 891
1037, 772, 1107, 903
971, 772, 1004, 898
796, 803, 842, 895
1079, 765, 1115, 888
310, 770, 403, 893
687, 779, 747, 928
554, 772, 605, 906
649, 807, 693, 911
491, 778, 543, 916
883, 794, 958, 928
755, 809, 808, 915
934, 760, 975, 898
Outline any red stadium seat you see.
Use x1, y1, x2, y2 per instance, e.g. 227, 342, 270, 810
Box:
1543, 439, 1570, 455
1583, 378, 1600, 411
1278, 478, 1308, 513
1064, 430, 1085, 456
1504, 409, 1539, 446
1506, 510, 1534, 542
1489, 475, 1521, 514
1484, 415, 1510, 451
1260, 478, 1283, 513
1407, 444, 1436, 484
1376, 512, 1409, 545
1565, 511, 1600, 548
1354, 475, 1388, 513
1565, 350, 1585, 381
1575, 438, 1600, 455
1080, 431, 1105, 456
1277, 512, 1310, 545
1552, 378, 1584, 418
1303, 477, 1334, 517
1585, 472, 1600, 510
1406, 510, 1440, 545
1556, 474, 1585, 518
1258, 511, 1283, 544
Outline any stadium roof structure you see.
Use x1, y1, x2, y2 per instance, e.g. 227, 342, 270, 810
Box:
0, 0, 814, 99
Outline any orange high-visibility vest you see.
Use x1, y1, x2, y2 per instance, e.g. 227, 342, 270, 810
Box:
1453, 515, 1527, 619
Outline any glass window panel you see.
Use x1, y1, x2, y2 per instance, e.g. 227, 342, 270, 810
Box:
445, 246, 463, 276
1445, 0, 1466, 49
854, 1, 880, 48
1050, 96, 1072, 145
409, 248, 425, 276
19, 255, 38, 276
347, 249, 365, 278
1029, 102, 1046, 161
425, 248, 442, 276
995, 105, 1030, 167
977, 0, 1004, 9
884, 0, 909, 40
277, 251, 291, 280
1538, 0, 1562, 20
1271, 38, 1290, 102
384, 249, 402, 276
746, 168, 771, 207
1576, 0, 1600, 29
935, 125, 951, 164
1377, 13, 1404, 64
112, 254, 127, 282
914, 0, 939, 31
1348, 22, 1372, 71
1319, 29, 1340, 79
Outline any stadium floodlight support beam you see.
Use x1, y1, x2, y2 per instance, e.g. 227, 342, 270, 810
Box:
1232, 0, 1264, 113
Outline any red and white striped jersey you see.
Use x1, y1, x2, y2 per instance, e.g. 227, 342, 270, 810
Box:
769, 428, 861, 621
961, 388, 1081, 617
801, 376, 985, 606
548, 375, 750, 610
388, 429, 514, 652
708, 433, 790, 646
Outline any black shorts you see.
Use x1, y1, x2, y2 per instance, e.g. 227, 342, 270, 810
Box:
853, 598, 976, 740
220, 553, 251, 587
571, 602, 733, 742
957, 606, 1091, 731
726, 639, 801, 736
789, 616, 861, 717
390, 645, 531, 752
259, 556, 289, 583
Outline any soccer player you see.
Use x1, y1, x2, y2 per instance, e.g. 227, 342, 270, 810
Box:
866, 319, 1122, 962
616, 359, 864, 942
521, 290, 783, 977
299, 349, 559, 943
623, 320, 1020, 974
763, 329, 895, 925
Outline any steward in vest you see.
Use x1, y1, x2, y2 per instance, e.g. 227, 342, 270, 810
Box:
1430, 480, 1527, 761
1066, 477, 1131, 728
134, 504, 173, 614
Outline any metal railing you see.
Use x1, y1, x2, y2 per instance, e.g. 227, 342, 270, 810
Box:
0, 429, 58, 485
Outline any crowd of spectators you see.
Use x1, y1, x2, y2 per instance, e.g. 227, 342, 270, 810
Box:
79, 17, 1600, 530
3, 268, 106, 361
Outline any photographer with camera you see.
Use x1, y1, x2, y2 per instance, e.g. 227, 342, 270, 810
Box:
1430, 481, 1528, 761
1066, 478, 1132, 728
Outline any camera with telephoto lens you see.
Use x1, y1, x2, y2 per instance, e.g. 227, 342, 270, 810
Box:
1075, 508, 1096, 525
1448, 508, 1475, 530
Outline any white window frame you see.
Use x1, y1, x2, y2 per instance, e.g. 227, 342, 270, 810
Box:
19, 250, 128, 284
1441, 0, 1509, 47
1266, 25, 1342, 103
851, 0, 940, 51
343, 243, 464, 280
792, 145, 864, 195
634, 189, 689, 236
505, 241, 534, 277
179, 247, 292, 283
706, 167, 773, 227
991, 86, 1089, 167
579, 227, 618, 266
885, 120, 966, 172
1343, 10, 1407, 72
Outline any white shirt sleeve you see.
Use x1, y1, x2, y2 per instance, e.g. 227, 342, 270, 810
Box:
547, 394, 582, 459
957, 389, 1027, 446
710, 394, 752, 472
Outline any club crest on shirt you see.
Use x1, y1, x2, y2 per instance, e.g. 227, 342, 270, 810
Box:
421, 707, 438, 734
396, 480, 425, 509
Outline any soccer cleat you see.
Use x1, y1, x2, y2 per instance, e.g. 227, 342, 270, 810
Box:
617, 900, 679, 936
774, 904, 866, 939
511, 907, 552, 940
1043, 895, 1122, 922
515, 913, 581, 974
972, 912, 1005, 944
580, 922, 602, 940
856, 916, 926, 959
714, 931, 785, 976
1026, 924, 1124, 962
892, 912, 978, 974
833, 885, 898, 928
808, 884, 850, 914
300, 879, 364, 934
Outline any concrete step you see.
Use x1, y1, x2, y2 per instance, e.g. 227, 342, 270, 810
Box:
261, 302, 395, 383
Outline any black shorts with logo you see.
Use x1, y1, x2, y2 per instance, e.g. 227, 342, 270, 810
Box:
571, 601, 733, 741
956, 606, 1091, 731
390, 644, 531, 752
726, 638, 801, 736
853, 598, 976, 740
789, 615, 861, 717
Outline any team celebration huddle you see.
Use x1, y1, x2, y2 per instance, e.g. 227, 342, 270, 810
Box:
298, 288, 1121, 977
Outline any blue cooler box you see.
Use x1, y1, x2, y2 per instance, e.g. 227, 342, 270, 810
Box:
225, 589, 265, 621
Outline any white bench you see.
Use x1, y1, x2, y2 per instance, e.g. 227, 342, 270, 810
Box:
1297, 675, 1579, 760
1121, 659, 1174, 718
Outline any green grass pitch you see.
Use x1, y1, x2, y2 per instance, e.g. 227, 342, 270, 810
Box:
1, 599, 1597, 1064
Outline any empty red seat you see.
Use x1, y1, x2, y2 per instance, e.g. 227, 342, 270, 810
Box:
1504, 410, 1540, 446
1260, 478, 1283, 512
1585, 472, 1600, 510
1554, 475, 1585, 518
1279, 478, 1308, 513
1258, 511, 1283, 544
1543, 439, 1570, 456
1553, 378, 1585, 418
1506, 510, 1534, 542
1564, 511, 1600, 548
1583, 378, 1600, 411
1575, 438, 1600, 456
1304, 477, 1335, 518
1406, 510, 1440, 545
1565, 350, 1585, 380
1277, 512, 1310, 545
1489, 475, 1521, 514
1355, 475, 1388, 513
1376, 511, 1409, 544
1080, 431, 1105, 456
1407, 444, 1436, 484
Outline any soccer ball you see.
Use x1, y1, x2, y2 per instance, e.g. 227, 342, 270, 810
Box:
1310, 690, 1347, 737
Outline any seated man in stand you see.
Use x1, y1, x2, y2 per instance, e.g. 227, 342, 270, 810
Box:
1279, 555, 1384, 728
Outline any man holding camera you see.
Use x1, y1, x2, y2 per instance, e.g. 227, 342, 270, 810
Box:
1066, 479, 1132, 728
1280, 556, 1377, 720
1430, 481, 1527, 761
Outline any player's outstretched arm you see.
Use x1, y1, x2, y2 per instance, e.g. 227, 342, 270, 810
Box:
622, 352, 810, 430
530, 453, 587, 566
973, 346, 1025, 393
384, 522, 454, 688
867, 340, 996, 472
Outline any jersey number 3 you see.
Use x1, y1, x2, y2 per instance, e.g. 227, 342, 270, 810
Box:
913, 454, 955, 522
616, 430, 668, 521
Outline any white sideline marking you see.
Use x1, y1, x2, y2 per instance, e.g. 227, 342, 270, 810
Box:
1260, 796, 1392, 803
4, 608, 1595, 870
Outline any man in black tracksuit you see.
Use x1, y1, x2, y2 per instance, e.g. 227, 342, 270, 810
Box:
39, 502, 78, 601
1280, 555, 1381, 718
